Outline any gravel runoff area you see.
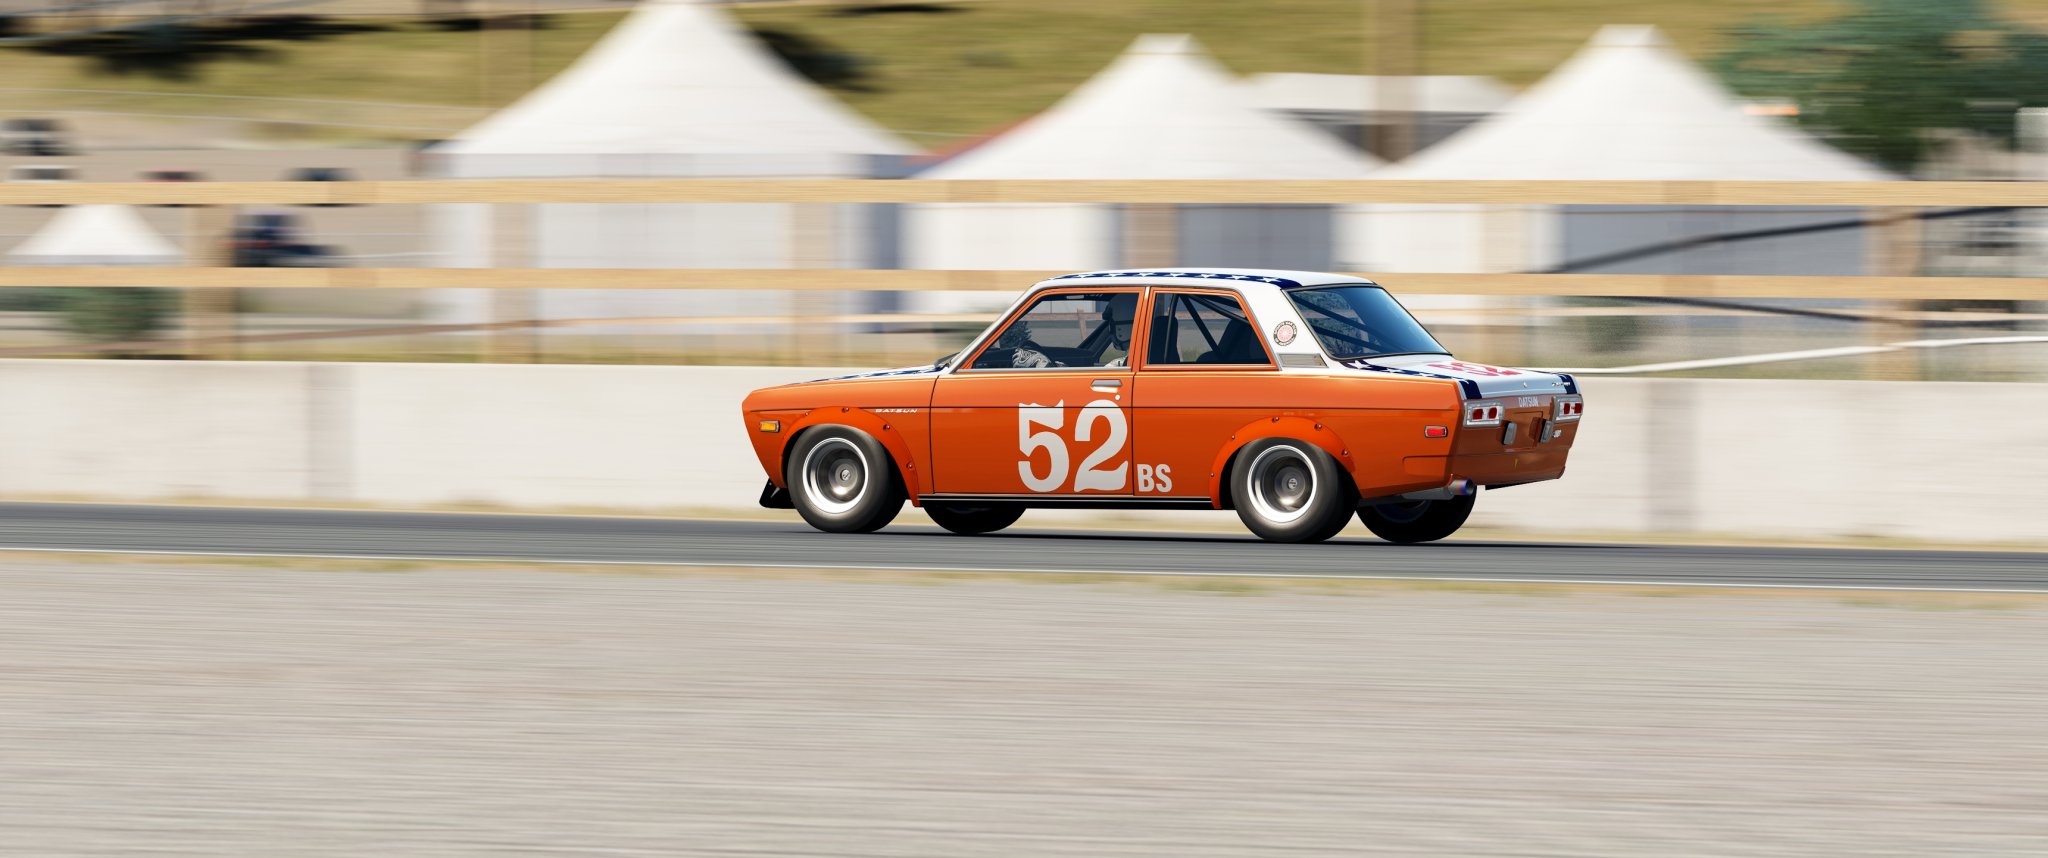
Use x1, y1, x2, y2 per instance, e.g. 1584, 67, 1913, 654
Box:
3, 558, 2047, 857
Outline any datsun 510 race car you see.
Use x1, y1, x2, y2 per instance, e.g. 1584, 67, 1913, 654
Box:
741, 269, 1583, 544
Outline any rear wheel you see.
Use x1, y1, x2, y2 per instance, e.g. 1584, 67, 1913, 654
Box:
924, 502, 1024, 535
1357, 494, 1475, 544
788, 427, 903, 533
1230, 439, 1355, 543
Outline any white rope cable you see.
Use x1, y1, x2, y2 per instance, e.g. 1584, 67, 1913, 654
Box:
1545, 336, 2048, 375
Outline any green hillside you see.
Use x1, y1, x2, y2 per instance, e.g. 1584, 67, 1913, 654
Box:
0, 0, 2041, 143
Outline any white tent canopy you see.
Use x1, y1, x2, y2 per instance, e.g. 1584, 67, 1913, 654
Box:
428, 0, 916, 330
923, 34, 1377, 180
912, 34, 1378, 279
7, 205, 180, 265
1349, 25, 1894, 275
433, 0, 909, 177
1245, 73, 1514, 118
1377, 24, 1889, 182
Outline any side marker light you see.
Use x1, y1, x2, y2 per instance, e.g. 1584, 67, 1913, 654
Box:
1424, 426, 1449, 438
758, 420, 781, 433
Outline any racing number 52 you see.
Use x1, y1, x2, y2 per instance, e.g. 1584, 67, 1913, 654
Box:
1017, 401, 1127, 492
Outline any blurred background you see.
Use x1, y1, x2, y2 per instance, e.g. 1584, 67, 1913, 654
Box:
7, 5, 2048, 856
0, 0, 2043, 374
0, 0, 2044, 541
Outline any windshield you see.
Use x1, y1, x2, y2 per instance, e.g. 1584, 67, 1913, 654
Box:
1285, 284, 1446, 360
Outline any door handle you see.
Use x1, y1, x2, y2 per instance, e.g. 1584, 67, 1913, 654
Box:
1091, 378, 1123, 389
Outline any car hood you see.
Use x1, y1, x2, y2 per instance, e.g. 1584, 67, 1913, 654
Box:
1339, 354, 1577, 399
805, 362, 947, 384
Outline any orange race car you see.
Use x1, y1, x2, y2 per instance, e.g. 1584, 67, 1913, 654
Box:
741, 269, 1583, 544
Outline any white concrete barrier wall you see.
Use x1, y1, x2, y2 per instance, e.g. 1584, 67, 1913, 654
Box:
1474, 378, 2048, 542
2, 359, 2042, 544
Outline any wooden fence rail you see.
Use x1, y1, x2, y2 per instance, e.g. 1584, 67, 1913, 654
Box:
6, 178, 2048, 206
1, 267, 2043, 300
2, 178, 2041, 376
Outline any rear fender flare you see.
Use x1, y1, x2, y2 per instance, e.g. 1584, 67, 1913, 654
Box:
1208, 417, 1355, 509
783, 409, 925, 502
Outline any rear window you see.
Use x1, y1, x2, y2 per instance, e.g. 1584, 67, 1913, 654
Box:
1285, 284, 1446, 360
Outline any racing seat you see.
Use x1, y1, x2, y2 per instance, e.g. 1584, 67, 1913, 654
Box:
1198, 319, 1263, 364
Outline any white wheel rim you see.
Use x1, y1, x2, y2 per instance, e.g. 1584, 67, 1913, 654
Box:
1246, 444, 1316, 524
801, 437, 869, 515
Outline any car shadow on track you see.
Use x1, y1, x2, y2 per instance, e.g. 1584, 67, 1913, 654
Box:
860, 525, 1627, 553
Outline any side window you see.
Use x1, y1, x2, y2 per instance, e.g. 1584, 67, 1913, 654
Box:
970, 291, 1139, 370
1146, 292, 1272, 366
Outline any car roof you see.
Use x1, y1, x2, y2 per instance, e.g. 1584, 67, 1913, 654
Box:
1031, 267, 1375, 292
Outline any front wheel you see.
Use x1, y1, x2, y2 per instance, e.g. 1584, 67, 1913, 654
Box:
1230, 439, 1355, 543
1357, 493, 1474, 544
787, 427, 904, 533
924, 502, 1024, 535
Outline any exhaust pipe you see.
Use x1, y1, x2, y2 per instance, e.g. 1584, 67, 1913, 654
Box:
1395, 479, 1476, 502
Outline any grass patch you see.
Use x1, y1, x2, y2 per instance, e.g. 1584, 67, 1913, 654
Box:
725, 0, 1854, 138
0, 13, 620, 143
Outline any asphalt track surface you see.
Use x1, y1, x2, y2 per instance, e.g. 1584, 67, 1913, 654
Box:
1, 502, 2045, 592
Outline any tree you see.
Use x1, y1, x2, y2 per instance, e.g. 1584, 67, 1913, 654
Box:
1714, 0, 2048, 172
57, 289, 172, 348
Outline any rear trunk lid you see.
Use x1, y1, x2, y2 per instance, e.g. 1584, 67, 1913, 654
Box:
1340, 354, 1577, 399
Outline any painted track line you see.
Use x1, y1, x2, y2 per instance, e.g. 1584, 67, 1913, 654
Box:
4, 544, 2048, 596
0, 502, 2043, 593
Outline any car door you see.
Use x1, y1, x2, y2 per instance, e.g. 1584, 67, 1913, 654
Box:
929, 288, 1142, 497
1130, 289, 1280, 500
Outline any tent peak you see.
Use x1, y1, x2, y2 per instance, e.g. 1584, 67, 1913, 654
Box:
1129, 33, 1200, 55
1373, 21, 1892, 181
7, 204, 181, 265
434, 0, 911, 171
1590, 24, 1669, 49
918, 26, 1376, 180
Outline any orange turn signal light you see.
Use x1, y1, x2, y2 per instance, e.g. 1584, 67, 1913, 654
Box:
1423, 425, 1449, 438
758, 420, 781, 433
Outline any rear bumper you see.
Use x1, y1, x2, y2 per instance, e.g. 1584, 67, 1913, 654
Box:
1450, 448, 1570, 486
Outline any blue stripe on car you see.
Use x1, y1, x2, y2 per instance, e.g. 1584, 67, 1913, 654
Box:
1051, 271, 1305, 288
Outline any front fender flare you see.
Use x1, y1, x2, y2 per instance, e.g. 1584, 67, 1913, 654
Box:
1207, 417, 1354, 508
783, 409, 926, 502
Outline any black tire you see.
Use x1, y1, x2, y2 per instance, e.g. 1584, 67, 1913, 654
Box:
787, 426, 904, 533
924, 502, 1025, 535
1229, 439, 1355, 543
1357, 493, 1475, 544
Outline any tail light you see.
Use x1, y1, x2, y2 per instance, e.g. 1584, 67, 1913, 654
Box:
1462, 399, 1504, 427
1553, 394, 1584, 423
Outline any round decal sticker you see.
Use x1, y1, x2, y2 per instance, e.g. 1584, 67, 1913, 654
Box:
1273, 321, 1297, 346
